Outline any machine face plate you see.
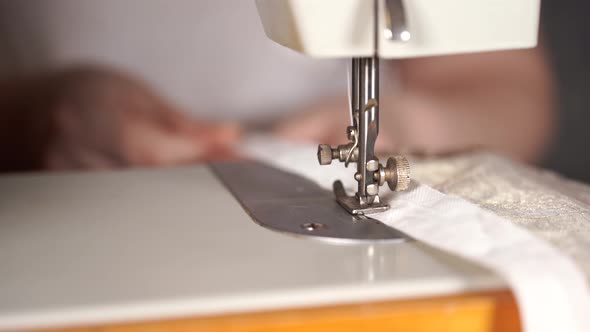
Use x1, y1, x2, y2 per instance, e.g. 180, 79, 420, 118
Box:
211, 161, 408, 243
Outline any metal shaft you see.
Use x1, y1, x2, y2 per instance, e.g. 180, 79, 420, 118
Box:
315, 0, 411, 215
357, 56, 379, 205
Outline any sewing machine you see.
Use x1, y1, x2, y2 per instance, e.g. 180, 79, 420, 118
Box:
207, 0, 542, 243
0, 1, 541, 331
255, 0, 540, 216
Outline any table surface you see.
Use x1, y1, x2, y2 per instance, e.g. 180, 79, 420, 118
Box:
0, 165, 505, 331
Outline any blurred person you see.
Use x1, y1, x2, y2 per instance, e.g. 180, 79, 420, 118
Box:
0, 67, 241, 171
0, 0, 346, 171
0, 1, 567, 179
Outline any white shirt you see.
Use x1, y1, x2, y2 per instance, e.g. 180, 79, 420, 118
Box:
0, 0, 346, 120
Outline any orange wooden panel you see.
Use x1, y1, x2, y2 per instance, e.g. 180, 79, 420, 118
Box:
40, 290, 520, 332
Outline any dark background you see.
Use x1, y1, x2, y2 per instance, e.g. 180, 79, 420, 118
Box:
542, 0, 590, 183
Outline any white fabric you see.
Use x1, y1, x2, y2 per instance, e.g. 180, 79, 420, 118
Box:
243, 137, 590, 332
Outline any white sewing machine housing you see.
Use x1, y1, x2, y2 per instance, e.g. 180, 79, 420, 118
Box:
0, 2, 543, 330
256, 0, 540, 58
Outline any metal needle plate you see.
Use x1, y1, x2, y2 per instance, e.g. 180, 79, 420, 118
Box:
211, 161, 408, 242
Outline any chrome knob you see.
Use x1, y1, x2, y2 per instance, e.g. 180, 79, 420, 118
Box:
375, 156, 411, 191
317, 143, 359, 166
317, 144, 337, 165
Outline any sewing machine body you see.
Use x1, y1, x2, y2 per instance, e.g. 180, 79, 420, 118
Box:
0, 2, 542, 329
0, 165, 504, 331
256, 0, 541, 58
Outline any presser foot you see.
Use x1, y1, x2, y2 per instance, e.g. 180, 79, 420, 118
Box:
333, 181, 390, 215
319, 150, 411, 216
317, 57, 411, 216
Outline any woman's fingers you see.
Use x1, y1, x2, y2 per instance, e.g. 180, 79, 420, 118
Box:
45, 66, 245, 169
119, 112, 243, 166
161, 108, 243, 145
273, 108, 349, 145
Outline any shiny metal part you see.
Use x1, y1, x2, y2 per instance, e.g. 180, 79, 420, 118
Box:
378, 156, 411, 191
317, 144, 337, 165
315, 2, 412, 216
357, 56, 380, 204
317, 144, 358, 166
211, 161, 408, 242
301, 222, 328, 232
384, 0, 411, 42
344, 129, 359, 167
318, 56, 411, 215
333, 181, 390, 215
366, 159, 380, 172
366, 184, 379, 196
375, 157, 412, 191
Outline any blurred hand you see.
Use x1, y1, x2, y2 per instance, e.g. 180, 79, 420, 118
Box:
44, 67, 241, 170
274, 47, 554, 164
272, 97, 396, 153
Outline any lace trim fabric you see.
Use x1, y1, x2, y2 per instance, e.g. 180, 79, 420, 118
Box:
412, 153, 590, 277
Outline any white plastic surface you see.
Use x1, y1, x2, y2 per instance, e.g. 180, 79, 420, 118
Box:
255, 0, 540, 58
0, 166, 503, 331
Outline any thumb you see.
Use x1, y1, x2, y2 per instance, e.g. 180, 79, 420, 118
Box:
123, 119, 208, 166
160, 110, 242, 146
201, 123, 242, 146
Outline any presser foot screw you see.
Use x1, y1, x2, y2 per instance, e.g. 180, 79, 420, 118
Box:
317, 144, 338, 165
374, 156, 411, 191
366, 184, 380, 196
366, 159, 380, 172
317, 144, 359, 166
